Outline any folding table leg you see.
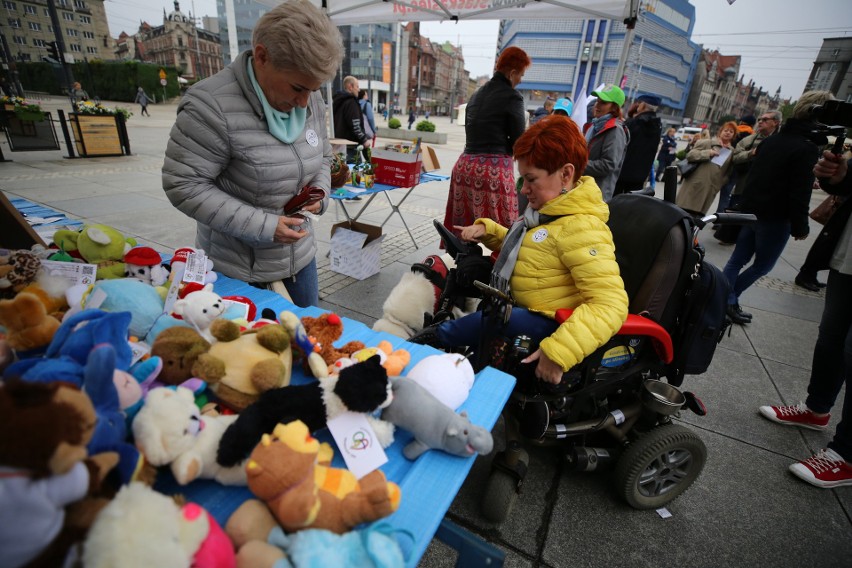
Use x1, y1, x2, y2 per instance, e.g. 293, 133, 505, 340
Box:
434, 518, 505, 567
378, 186, 419, 249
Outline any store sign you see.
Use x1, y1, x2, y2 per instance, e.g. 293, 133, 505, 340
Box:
382, 42, 391, 83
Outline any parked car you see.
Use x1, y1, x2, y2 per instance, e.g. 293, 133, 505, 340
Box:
675, 126, 702, 141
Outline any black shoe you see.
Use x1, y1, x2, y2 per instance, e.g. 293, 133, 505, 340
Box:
733, 303, 752, 320
407, 324, 443, 347
794, 275, 822, 292
726, 304, 750, 325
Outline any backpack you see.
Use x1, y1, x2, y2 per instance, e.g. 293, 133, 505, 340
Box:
667, 259, 731, 386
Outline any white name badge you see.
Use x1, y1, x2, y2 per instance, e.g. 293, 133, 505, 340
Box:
306, 129, 319, 147
326, 411, 388, 479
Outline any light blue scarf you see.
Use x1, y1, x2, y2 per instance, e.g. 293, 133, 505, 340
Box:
585, 113, 612, 143
247, 56, 306, 144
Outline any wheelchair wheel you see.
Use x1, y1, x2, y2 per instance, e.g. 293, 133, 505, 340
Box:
481, 448, 528, 523
613, 424, 706, 510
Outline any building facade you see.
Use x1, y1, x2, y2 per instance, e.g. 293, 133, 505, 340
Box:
1, 0, 112, 63
805, 36, 851, 103
497, 0, 700, 124
125, 1, 222, 81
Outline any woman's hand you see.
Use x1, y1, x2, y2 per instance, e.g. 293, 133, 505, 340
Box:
301, 200, 323, 215
274, 215, 308, 244
521, 349, 564, 385
454, 224, 485, 242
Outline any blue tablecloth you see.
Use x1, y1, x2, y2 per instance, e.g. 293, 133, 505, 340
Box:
330, 171, 449, 200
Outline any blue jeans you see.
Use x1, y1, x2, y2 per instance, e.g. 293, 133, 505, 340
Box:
437, 307, 558, 352
722, 219, 791, 305
284, 258, 319, 307
806, 269, 852, 461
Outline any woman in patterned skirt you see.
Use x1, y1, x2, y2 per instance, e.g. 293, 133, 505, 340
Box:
443, 46, 531, 235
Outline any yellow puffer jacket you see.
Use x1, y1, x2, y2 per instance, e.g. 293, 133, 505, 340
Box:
475, 176, 628, 371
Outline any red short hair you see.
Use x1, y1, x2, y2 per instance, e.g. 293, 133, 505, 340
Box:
513, 115, 588, 178
495, 46, 531, 75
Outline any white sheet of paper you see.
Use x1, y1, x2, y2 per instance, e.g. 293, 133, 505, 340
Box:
40, 259, 98, 287
711, 147, 731, 167
348, 187, 367, 194
326, 411, 388, 479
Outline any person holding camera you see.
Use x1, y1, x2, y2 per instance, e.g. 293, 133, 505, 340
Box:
758, 148, 852, 488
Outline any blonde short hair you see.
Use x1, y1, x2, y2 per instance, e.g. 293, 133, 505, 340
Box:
792, 90, 835, 120
252, 0, 344, 82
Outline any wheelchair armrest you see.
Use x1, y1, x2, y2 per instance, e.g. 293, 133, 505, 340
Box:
554, 309, 674, 364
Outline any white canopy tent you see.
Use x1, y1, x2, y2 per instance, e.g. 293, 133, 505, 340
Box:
223, 0, 640, 136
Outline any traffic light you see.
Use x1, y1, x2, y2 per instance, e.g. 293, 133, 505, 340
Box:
45, 41, 62, 63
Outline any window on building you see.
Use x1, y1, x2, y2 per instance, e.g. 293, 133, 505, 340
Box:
43, 7, 47, 15
83, 31, 93, 39
8, 17, 19, 27
69, 43, 81, 52
13, 35, 25, 44
66, 28, 78, 37
3, 1, 16, 11
178, 37, 183, 47
33, 38, 45, 46
87, 46, 96, 54
73, 0, 85, 8
19, 52, 31, 61
80, 15, 90, 24
62, 11, 73, 20
27, 21, 40, 30
57, 0, 67, 6
23, 4, 34, 14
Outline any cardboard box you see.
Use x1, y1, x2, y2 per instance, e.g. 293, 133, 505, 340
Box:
329, 221, 384, 280
371, 148, 422, 187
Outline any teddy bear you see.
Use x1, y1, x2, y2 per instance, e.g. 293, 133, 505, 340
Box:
150, 326, 212, 386
124, 246, 169, 287
0, 291, 60, 354
171, 284, 226, 342
83, 482, 235, 568
405, 353, 475, 410
193, 319, 294, 412
53, 224, 137, 280
132, 386, 247, 486
300, 312, 365, 367
328, 340, 410, 377
244, 419, 401, 535
0, 378, 119, 568
0, 249, 41, 297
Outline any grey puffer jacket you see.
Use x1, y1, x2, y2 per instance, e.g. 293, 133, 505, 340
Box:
162, 50, 331, 283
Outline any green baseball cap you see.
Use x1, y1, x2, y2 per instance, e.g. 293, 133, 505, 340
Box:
591, 85, 626, 107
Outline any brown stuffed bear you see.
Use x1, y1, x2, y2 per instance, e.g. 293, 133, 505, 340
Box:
0, 249, 41, 298
300, 313, 365, 368
150, 326, 212, 386
0, 379, 118, 568
243, 419, 400, 535
0, 292, 61, 352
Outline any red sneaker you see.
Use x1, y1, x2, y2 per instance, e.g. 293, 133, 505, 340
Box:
789, 449, 852, 488
758, 403, 830, 431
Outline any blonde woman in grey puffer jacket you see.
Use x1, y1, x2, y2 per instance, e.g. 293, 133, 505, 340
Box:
162, 0, 343, 307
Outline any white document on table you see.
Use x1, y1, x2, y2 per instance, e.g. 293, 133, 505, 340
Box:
711, 147, 731, 167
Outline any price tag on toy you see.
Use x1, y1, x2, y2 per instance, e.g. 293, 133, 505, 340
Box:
327, 411, 388, 479
40, 259, 98, 287
128, 340, 150, 366
182, 250, 209, 284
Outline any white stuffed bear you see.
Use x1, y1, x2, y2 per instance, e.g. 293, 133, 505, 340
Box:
405, 353, 475, 410
132, 387, 247, 485
172, 284, 225, 342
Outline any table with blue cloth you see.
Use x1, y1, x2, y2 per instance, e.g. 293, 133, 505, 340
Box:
154, 274, 514, 566
330, 172, 449, 249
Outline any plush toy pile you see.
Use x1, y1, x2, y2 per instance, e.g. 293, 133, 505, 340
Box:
0, 228, 496, 568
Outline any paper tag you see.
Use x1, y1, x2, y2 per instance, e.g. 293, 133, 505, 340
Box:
129, 341, 151, 366
326, 412, 388, 479
41, 259, 98, 287
656, 507, 672, 519
182, 250, 208, 284
162, 263, 186, 314
86, 287, 107, 309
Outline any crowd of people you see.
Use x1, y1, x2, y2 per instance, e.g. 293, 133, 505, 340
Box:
160, 13, 848, 489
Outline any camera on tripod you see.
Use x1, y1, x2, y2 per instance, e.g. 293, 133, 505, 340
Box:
808, 100, 852, 154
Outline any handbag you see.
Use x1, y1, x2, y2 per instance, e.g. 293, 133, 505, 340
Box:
284, 186, 326, 215
809, 195, 839, 225
676, 158, 698, 179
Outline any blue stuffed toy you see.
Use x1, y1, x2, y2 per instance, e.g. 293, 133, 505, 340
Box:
265, 524, 407, 568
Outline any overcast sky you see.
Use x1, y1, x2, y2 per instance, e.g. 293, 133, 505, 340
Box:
106, 0, 851, 100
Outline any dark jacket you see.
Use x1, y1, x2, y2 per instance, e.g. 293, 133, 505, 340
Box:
529, 106, 549, 126
616, 111, 662, 189
332, 90, 368, 145
739, 118, 827, 238
463, 72, 526, 155
806, 159, 852, 272
583, 116, 629, 200
656, 132, 677, 160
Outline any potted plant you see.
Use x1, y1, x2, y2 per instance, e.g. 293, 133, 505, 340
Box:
1, 95, 46, 122
70, 101, 133, 157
